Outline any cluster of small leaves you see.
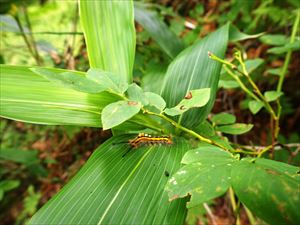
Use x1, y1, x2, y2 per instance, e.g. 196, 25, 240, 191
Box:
31, 66, 211, 130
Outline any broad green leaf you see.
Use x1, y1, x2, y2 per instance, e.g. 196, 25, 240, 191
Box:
267, 41, 300, 54
30, 68, 104, 94
134, 4, 185, 58
264, 91, 283, 102
216, 123, 253, 135
248, 100, 264, 114
164, 88, 210, 116
29, 135, 189, 225
127, 83, 149, 106
166, 146, 236, 208
141, 66, 166, 94
0, 65, 117, 127
102, 101, 142, 130
144, 92, 166, 112
0, 149, 39, 165
161, 23, 229, 127
229, 24, 263, 42
87, 68, 128, 94
231, 158, 300, 225
79, 0, 135, 83
211, 113, 236, 125
260, 34, 289, 46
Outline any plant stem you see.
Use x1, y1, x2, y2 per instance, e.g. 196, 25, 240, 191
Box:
275, 10, 300, 137
244, 206, 256, 225
234, 51, 277, 120
229, 188, 240, 225
145, 111, 233, 152
277, 9, 300, 93
257, 145, 273, 158
223, 66, 261, 102
22, 5, 43, 66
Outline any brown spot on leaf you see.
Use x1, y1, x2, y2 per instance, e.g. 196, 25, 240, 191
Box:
184, 91, 192, 99
265, 169, 280, 176
128, 101, 138, 106
180, 105, 186, 110
169, 195, 180, 201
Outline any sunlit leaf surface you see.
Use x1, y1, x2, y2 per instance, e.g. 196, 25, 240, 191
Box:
29, 135, 190, 225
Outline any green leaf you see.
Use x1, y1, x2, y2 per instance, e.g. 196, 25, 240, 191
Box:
248, 100, 264, 114
216, 123, 253, 135
267, 41, 300, 54
30, 68, 104, 94
166, 146, 236, 208
0, 65, 117, 127
266, 68, 282, 76
211, 113, 236, 125
141, 67, 166, 94
134, 4, 185, 58
259, 34, 289, 46
127, 83, 149, 106
218, 80, 239, 89
86, 68, 128, 94
194, 120, 215, 137
264, 91, 283, 102
79, 0, 135, 83
229, 24, 263, 42
164, 88, 211, 116
29, 136, 189, 225
231, 158, 300, 225
102, 101, 142, 130
0, 180, 20, 192
0, 149, 39, 165
161, 23, 229, 127
243, 59, 264, 74
144, 92, 166, 112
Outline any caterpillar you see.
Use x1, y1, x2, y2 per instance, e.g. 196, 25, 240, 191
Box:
128, 133, 173, 148
115, 133, 173, 157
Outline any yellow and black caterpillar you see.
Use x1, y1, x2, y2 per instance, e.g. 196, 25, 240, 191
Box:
116, 133, 173, 157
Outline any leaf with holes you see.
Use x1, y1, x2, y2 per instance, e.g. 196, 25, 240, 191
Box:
166, 145, 236, 208
164, 88, 210, 116
29, 135, 190, 225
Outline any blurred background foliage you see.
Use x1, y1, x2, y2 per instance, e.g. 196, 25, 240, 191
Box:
0, 0, 299, 224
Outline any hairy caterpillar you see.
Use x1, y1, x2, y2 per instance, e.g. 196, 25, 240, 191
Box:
115, 133, 173, 157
